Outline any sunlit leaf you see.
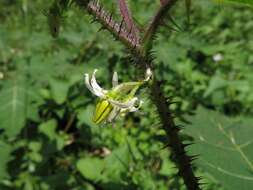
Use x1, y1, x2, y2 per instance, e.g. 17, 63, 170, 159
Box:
0, 77, 27, 137
185, 107, 253, 190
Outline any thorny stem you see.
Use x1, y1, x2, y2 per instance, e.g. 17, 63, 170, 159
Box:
87, 1, 142, 53
75, 0, 201, 189
150, 78, 201, 190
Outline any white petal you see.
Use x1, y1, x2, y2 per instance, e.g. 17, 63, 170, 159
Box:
129, 100, 143, 112
213, 53, 223, 62
109, 97, 138, 109
112, 71, 118, 87
107, 107, 120, 122
122, 100, 143, 112
91, 69, 107, 98
144, 68, 152, 81
84, 73, 96, 94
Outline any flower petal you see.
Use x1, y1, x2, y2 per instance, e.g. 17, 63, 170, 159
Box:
84, 73, 96, 94
129, 100, 143, 112
90, 69, 107, 98
107, 106, 120, 122
144, 68, 152, 81
121, 100, 143, 112
112, 71, 118, 87
109, 97, 138, 109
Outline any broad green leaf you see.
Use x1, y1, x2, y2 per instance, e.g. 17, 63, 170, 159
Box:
103, 145, 130, 182
185, 107, 253, 190
0, 78, 27, 137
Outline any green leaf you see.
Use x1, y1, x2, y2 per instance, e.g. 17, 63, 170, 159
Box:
0, 77, 27, 137
76, 157, 105, 181
39, 120, 57, 141
213, 0, 253, 6
103, 145, 130, 182
0, 141, 12, 180
204, 76, 228, 98
185, 107, 253, 190
39, 120, 69, 151
49, 78, 70, 104
77, 105, 96, 127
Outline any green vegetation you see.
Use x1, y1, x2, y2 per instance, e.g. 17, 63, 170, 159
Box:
0, 0, 252, 189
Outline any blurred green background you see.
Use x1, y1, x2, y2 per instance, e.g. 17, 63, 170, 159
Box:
0, 0, 253, 189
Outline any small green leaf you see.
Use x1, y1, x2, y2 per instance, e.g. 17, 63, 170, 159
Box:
76, 157, 104, 181
77, 105, 96, 127
39, 120, 57, 141
50, 79, 70, 104
204, 76, 228, 98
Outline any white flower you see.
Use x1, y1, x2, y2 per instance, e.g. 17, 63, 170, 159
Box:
213, 53, 223, 62
84, 68, 151, 124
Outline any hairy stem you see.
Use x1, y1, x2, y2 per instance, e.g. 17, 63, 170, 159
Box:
87, 1, 141, 50
118, 0, 140, 42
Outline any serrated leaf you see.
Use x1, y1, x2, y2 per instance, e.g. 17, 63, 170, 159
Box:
185, 107, 253, 190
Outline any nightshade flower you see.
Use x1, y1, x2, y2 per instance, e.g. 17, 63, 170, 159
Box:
84, 68, 152, 124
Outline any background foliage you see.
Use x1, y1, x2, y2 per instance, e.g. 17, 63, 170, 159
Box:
0, 0, 252, 189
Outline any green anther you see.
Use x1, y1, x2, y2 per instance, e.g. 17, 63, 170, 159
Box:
93, 99, 113, 124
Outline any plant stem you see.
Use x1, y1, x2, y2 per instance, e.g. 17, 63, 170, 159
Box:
150, 77, 201, 190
